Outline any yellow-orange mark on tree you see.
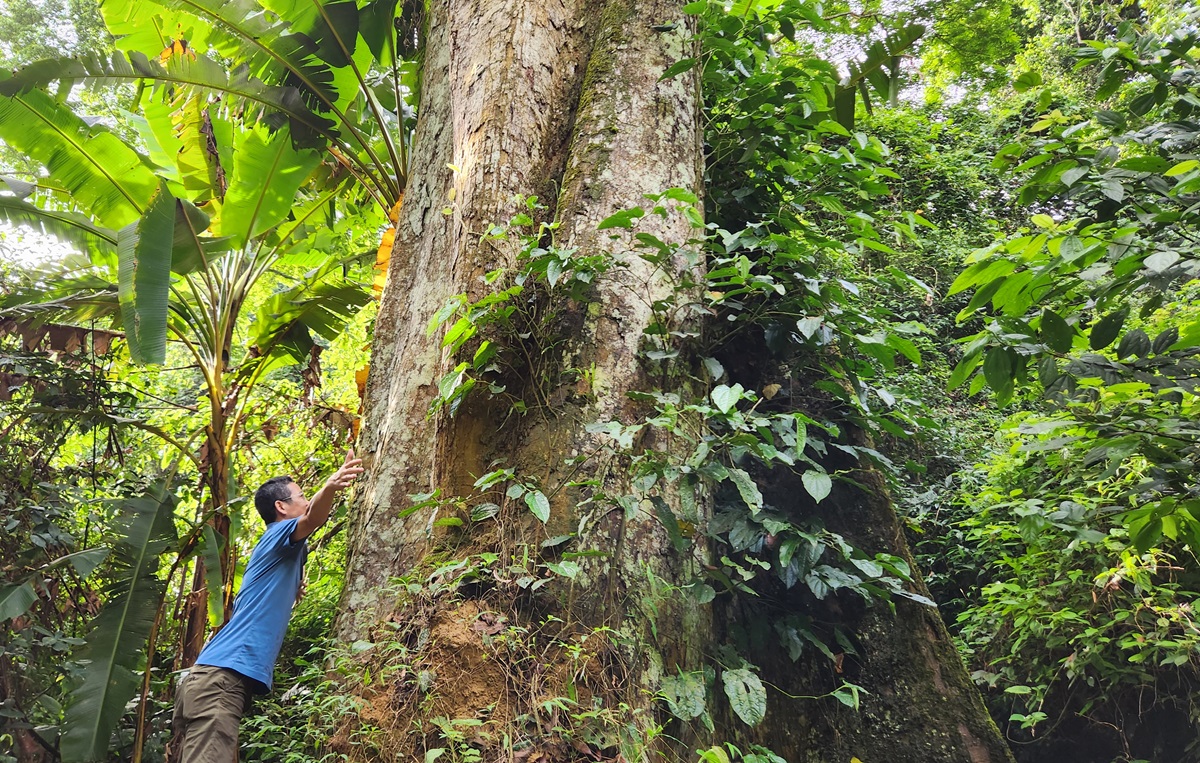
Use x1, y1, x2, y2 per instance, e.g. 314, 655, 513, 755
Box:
373, 193, 404, 296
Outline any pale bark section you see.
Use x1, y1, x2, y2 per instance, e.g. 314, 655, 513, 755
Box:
340, 0, 590, 637
535, 0, 709, 663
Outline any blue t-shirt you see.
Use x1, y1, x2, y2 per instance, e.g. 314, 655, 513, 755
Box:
196, 517, 307, 692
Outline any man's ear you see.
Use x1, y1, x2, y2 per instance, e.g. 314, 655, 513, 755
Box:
275, 501, 288, 520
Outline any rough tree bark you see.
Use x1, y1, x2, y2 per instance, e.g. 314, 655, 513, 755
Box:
335, 1, 1013, 761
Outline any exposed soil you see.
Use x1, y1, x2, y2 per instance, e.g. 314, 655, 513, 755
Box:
331, 594, 633, 763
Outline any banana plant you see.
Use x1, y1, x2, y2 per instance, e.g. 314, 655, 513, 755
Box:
0, 0, 419, 345
0, 65, 376, 674
833, 23, 926, 128
2, 0, 416, 208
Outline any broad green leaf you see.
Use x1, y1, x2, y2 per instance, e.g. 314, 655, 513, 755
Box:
106, 0, 357, 116
711, 383, 743, 414
246, 260, 370, 370
169, 94, 225, 200
1116, 328, 1151, 359
0, 174, 35, 197
200, 525, 226, 627
1144, 250, 1180, 273
948, 257, 1014, 297
360, 0, 402, 64
61, 483, 178, 763
1100, 179, 1126, 202
1115, 156, 1167, 172
4, 51, 341, 150
1060, 166, 1088, 187
1089, 309, 1127, 351
0, 582, 38, 622
802, 470, 832, 503
796, 316, 823, 338
117, 184, 177, 364
49, 548, 110, 578
98, 0, 213, 57
650, 496, 689, 551
1152, 327, 1179, 355
1040, 309, 1074, 353
702, 357, 725, 380
885, 333, 920, 363
0, 87, 157, 228
947, 354, 981, 391
722, 667, 767, 726
1058, 236, 1085, 262
0, 197, 118, 265
597, 207, 645, 230
661, 670, 706, 719
219, 126, 320, 246
728, 468, 763, 513
544, 560, 579, 578
171, 198, 222, 275
982, 347, 1014, 396
1132, 518, 1162, 553
1012, 70, 1043, 92
1166, 160, 1199, 177
525, 490, 550, 523
835, 23, 924, 127
258, 0, 361, 68
660, 57, 698, 80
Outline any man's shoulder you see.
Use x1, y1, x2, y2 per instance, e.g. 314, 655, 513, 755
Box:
255, 517, 302, 548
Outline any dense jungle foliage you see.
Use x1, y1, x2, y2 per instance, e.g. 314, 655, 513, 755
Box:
2, 0, 1200, 760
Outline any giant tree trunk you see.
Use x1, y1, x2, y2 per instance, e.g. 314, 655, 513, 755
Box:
335, 1, 1012, 761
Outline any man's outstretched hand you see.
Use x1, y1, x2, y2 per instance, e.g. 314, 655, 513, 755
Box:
325, 450, 364, 493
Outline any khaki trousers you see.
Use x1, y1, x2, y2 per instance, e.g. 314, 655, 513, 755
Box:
171, 665, 254, 763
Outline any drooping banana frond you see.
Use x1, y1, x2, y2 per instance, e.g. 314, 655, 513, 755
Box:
116, 184, 176, 364
60, 482, 178, 763
0, 196, 118, 265
834, 24, 926, 129
1, 263, 122, 328
1, 51, 341, 152
0, 84, 158, 228
243, 258, 371, 377
0, 582, 38, 622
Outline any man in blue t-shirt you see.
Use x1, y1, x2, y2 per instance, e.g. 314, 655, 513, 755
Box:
171, 450, 363, 762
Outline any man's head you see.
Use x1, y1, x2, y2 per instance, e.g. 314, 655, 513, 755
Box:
254, 476, 308, 525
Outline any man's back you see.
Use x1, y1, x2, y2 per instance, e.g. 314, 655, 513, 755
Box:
194, 516, 307, 692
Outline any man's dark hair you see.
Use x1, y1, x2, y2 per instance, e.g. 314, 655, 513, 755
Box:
255, 476, 295, 525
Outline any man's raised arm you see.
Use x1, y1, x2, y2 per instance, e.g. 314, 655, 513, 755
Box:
292, 449, 363, 542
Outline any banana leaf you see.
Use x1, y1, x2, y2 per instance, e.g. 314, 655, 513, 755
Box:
116, 184, 176, 364
219, 126, 320, 247
834, 24, 925, 129
0, 84, 158, 228
0, 582, 38, 622
60, 482, 178, 763
0, 51, 340, 149
0, 197, 118, 265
